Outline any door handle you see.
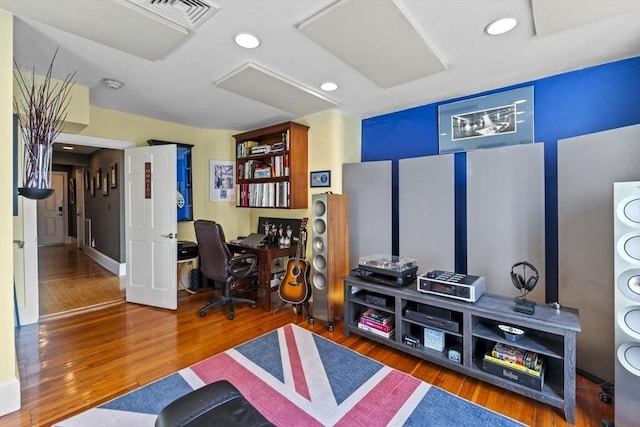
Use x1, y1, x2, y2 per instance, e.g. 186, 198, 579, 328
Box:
161, 233, 176, 239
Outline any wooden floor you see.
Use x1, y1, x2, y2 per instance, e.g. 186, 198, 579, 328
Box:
3, 254, 613, 426
38, 245, 125, 318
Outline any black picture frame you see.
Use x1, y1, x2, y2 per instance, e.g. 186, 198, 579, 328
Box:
95, 168, 101, 189
110, 163, 117, 188
84, 170, 90, 190
310, 170, 331, 188
102, 174, 109, 196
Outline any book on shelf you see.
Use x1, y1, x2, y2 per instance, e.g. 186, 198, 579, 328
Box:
483, 353, 544, 377
359, 316, 394, 333
238, 140, 259, 158
361, 308, 393, 325
357, 322, 395, 338
491, 343, 539, 369
253, 167, 271, 178
250, 144, 271, 155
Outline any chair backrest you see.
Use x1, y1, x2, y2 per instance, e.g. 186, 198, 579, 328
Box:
194, 220, 231, 282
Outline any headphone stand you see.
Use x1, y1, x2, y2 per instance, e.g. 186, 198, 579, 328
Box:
514, 296, 536, 315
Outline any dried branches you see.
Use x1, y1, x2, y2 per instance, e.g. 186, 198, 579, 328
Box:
13, 48, 76, 187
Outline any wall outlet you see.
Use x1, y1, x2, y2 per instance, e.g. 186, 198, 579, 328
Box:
91, 238, 96, 247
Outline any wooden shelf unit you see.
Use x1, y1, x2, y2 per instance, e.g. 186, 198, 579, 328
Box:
234, 121, 309, 209
343, 276, 581, 424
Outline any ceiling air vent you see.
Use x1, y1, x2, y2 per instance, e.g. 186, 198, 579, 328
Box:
126, 0, 220, 29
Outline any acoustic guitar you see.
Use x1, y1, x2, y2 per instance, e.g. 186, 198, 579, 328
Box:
277, 218, 310, 305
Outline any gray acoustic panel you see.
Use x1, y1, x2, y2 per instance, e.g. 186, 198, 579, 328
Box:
558, 124, 640, 384
399, 154, 455, 274
467, 143, 545, 300
343, 161, 392, 269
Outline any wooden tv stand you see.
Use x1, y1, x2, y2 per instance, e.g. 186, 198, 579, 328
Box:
343, 276, 581, 424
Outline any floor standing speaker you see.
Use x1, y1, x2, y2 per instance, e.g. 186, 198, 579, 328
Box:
311, 193, 349, 331
614, 181, 640, 426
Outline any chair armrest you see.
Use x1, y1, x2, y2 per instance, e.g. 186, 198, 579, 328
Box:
227, 253, 258, 279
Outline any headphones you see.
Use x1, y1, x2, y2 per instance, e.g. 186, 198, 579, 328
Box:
510, 261, 539, 292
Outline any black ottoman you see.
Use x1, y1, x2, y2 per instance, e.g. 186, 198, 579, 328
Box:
155, 380, 273, 427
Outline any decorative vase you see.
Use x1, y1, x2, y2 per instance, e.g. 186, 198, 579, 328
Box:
18, 133, 54, 200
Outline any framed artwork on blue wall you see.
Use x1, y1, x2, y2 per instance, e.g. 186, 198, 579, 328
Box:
438, 86, 534, 154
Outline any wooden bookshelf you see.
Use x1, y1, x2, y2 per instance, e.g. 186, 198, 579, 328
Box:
234, 121, 309, 209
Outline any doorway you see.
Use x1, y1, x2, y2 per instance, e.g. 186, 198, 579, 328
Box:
20, 133, 136, 324
37, 171, 67, 246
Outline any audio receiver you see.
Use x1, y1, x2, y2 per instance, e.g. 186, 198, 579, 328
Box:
417, 270, 485, 303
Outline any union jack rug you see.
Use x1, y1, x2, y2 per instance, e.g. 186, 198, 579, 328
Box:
55, 323, 523, 426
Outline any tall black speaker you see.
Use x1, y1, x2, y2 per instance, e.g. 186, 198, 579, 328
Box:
614, 181, 640, 426
311, 193, 349, 331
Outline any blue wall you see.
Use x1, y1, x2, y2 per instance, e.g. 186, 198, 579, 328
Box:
361, 57, 640, 301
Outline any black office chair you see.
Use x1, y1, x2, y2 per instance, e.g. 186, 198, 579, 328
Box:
194, 220, 258, 320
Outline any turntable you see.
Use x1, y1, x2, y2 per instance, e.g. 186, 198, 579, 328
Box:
351, 254, 418, 287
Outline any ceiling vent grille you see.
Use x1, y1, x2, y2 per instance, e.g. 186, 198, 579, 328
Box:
126, 0, 219, 29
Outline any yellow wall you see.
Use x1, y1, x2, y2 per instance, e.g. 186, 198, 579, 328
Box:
249, 110, 361, 259
3, 31, 361, 413
79, 106, 252, 241
1, 9, 20, 414
13, 75, 90, 133
80, 107, 361, 244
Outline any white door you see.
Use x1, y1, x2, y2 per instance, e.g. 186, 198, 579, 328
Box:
75, 168, 85, 248
125, 144, 178, 309
37, 171, 66, 245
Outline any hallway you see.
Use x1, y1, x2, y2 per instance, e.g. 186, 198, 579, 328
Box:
38, 245, 125, 319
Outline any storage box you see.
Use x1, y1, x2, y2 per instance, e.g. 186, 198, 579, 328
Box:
482, 356, 545, 391
423, 327, 445, 352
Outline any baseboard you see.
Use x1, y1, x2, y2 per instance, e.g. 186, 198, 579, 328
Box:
82, 246, 126, 277
0, 377, 20, 417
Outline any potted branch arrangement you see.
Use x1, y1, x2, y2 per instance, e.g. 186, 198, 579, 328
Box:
14, 49, 75, 200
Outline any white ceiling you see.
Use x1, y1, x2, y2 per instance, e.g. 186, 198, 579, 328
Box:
3, 0, 640, 132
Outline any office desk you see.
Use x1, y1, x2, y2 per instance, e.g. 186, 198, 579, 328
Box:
227, 242, 297, 312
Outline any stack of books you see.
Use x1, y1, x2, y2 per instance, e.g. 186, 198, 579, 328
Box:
482, 342, 545, 391
250, 144, 271, 155
357, 308, 395, 338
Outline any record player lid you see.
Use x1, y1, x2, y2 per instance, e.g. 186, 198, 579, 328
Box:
359, 254, 417, 272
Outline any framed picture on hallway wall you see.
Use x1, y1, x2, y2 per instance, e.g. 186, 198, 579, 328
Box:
110, 164, 117, 188
102, 174, 109, 196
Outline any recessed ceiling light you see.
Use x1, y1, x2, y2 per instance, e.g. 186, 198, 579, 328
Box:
62, 146, 74, 150
320, 81, 338, 92
485, 17, 518, 36
234, 33, 260, 49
